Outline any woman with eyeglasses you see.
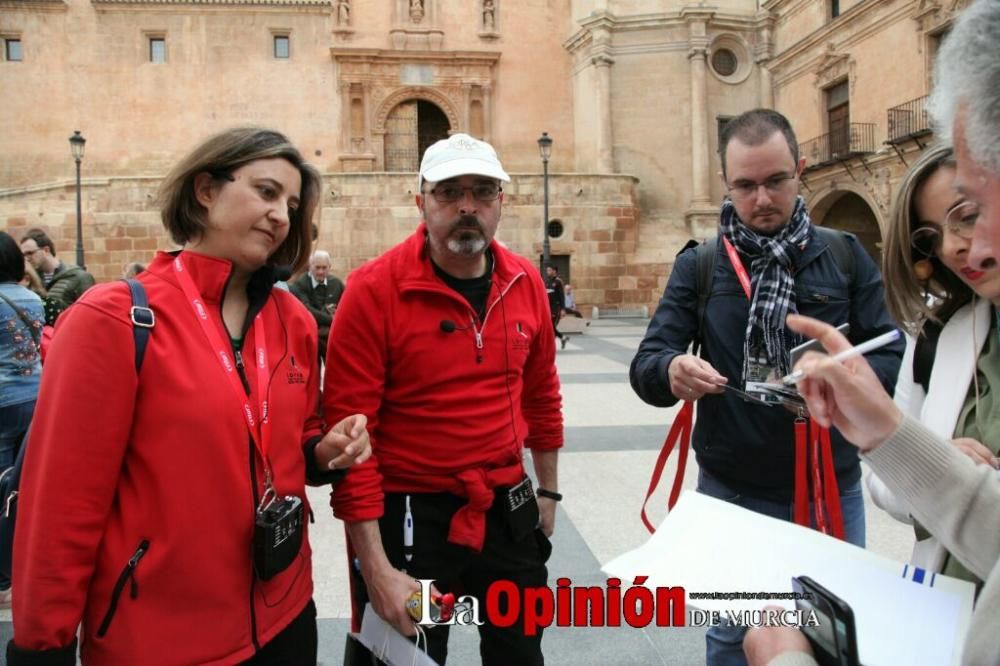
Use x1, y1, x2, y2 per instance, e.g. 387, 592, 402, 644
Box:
868, 143, 997, 591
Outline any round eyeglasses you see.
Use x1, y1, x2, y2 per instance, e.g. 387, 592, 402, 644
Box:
944, 201, 979, 240
910, 201, 981, 257
425, 183, 502, 204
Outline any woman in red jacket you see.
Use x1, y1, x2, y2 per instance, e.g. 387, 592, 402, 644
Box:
7, 128, 370, 665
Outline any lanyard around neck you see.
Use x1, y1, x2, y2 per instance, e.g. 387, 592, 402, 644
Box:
173, 255, 274, 484
721, 236, 753, 300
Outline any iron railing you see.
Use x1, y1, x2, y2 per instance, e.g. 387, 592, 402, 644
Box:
800, 123, 877, 168
887, 95, 931, 142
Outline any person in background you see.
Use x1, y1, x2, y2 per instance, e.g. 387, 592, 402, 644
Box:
867, 143, 999, 589
19, 264, 46, 300
545, 263, 568, 350
6, 128, 371, 665
0, 230, 44, 609
290, 250, 344, 364
563, 283, 584, 319
122, 262, 145, 279
272, 264, 292, 291
18, 228, 95, 324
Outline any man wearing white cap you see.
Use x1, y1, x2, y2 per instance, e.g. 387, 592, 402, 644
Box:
323, 133, 563, 664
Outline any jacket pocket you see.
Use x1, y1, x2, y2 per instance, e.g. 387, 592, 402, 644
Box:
96, 539, 150, 638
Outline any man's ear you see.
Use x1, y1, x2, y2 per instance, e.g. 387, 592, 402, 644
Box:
193, 172, 218, 209
415, 193, 425, 217
796, 156, 807, 177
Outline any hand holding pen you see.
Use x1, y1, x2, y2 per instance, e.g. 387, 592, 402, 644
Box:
784, 314, 903, 452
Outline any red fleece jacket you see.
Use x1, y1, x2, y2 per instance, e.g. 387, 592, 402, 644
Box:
324, 225, 563, 525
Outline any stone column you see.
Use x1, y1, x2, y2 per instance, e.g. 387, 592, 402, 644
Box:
483, 84, 494, 144
593, 54, 615, 173
758, 60, 774, 108
688, 44, 711, 208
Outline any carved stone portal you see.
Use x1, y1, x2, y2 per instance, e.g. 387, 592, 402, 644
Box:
332, 49, 500, 171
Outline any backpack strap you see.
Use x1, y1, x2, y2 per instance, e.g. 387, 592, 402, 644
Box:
694, 238, 718, 356
813, 226, 855, 285
913, 318, 943, 394
122, 278, 155, 372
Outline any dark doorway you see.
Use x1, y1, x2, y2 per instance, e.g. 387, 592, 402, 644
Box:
384, 99, 450, 171
418, 101, 450, 161
821, 192, 881, 264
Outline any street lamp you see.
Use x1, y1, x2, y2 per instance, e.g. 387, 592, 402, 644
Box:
537, 131, 553, 270
69, 130, 87, 269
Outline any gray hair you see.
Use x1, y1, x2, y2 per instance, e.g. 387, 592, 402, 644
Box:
929, 0, 1000, 173
310, 250, 331, 264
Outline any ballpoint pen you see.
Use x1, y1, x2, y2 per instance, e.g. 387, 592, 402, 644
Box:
781, 329, 901, 385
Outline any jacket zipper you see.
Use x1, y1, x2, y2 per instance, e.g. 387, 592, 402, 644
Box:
467, 272, 525, 363
96, 539, 150, 637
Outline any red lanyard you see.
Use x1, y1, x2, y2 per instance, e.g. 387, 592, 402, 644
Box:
641, 401, 693, 533
173, 255, 274, 485
721, 236, 752, 300
722, 237, 845, 540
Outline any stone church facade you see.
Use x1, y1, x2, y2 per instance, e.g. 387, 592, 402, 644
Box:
0, 0, 970, 312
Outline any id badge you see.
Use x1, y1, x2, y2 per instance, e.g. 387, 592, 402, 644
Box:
504, 477, 539, 542
744, 354, 781, 404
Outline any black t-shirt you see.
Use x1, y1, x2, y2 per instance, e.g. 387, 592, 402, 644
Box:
432, 252, 494, 321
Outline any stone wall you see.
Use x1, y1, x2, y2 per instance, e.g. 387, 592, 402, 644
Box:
1, 172, 667, 312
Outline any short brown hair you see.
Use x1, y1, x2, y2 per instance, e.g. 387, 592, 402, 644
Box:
719, 109, 799, 179
158, 127, 321, 274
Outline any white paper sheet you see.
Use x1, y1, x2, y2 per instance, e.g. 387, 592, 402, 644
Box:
356, 604, 440, 666
603, 492, 975, 666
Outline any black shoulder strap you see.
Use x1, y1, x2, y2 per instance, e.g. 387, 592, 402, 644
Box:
123, 278, 154, 372
694, 238, 718, 355
913, 319, 943, 394
813, 227, 855, 284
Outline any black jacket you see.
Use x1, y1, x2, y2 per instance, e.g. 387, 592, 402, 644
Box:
630, 229, 903, 502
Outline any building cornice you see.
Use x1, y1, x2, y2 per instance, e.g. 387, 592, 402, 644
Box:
769, 0, 911, 79
91, 0, 329, 6
0, 0, 67, 12
564, 9, 760, 56
329, 48, 501, 66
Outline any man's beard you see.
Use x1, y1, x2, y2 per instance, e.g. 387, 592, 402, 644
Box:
446, 215, 488, 256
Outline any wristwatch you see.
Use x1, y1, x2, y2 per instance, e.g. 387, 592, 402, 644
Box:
536, 488, 562, 502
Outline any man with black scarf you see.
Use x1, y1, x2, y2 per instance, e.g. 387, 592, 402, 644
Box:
629, 109, 903, 666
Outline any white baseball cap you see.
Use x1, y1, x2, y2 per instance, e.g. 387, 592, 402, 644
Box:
418, 133, 510, 185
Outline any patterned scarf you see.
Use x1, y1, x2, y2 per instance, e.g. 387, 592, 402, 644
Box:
720, 196, 811, 382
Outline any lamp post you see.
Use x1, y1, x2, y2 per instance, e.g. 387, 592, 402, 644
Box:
69, 130, 86, 269
537, 131, 553, 270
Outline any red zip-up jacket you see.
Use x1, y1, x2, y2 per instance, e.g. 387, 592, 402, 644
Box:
11, 251, 321, 664
324, 224, 563, 525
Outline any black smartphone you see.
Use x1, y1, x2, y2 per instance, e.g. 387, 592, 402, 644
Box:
792, 575, 861, 666
790, 323, 851, 369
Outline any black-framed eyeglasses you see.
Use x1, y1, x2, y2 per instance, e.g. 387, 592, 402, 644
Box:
726, 173, 796, 201
425, 183, 502, 203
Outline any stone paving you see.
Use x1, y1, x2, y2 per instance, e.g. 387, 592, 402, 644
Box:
0, 318, 915, 665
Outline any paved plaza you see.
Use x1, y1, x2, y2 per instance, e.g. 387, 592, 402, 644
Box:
0, 318, 915, 664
